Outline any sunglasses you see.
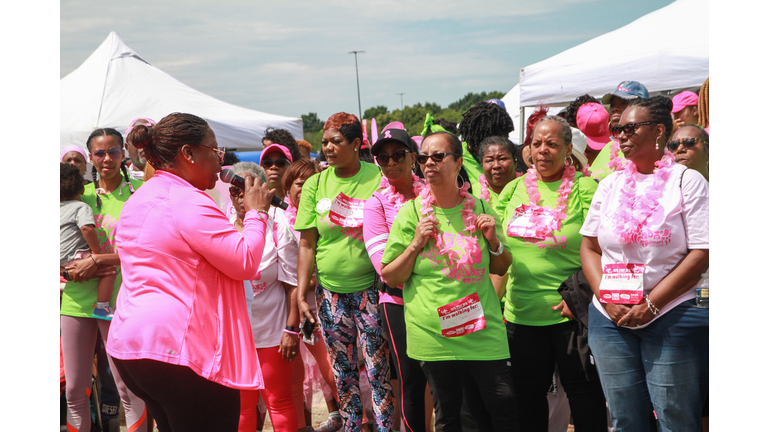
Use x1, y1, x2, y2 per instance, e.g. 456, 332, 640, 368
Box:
610, 121, 658, 138
229, 185, 244, 197
666, 137, 708, 152
261, 158, 290, 169
197, 145, 226, 162
375, 150, 410, 166
92, 147, 123, 161
416, 152, 461, 165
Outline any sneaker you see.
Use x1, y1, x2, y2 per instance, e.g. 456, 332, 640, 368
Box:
314, 414, 343, 432
92, 305, 115, 321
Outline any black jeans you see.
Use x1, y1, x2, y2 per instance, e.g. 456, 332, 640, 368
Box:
420, 359, 519, 432
506, 321, 607, 432
381, 301, 429, 432
111, 358, 240, 432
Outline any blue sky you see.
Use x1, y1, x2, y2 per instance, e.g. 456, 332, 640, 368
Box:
60, 0, 676, 121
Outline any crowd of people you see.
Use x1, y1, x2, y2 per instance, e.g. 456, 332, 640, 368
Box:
60, 77, 709, 432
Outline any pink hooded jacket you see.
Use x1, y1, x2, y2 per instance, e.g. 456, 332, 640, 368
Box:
107, 170, 266, 390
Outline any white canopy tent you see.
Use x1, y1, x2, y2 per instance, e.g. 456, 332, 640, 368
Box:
503, 0, 708, 143
60, 32, 303, 153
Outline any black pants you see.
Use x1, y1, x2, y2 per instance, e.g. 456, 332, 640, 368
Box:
506, 321, 607, 432
381, 301, 428, 432
420, 359, 519, 432
111, 358, 240, 432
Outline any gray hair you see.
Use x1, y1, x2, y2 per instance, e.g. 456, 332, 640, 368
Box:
533, 116, 572, 145
232, 161, 267, 184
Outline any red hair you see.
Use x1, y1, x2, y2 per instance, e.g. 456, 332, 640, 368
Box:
524, 105, 550, 146
324, 112, 359, 131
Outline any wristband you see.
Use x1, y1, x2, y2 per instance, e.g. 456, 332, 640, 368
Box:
285, 325, 300, 332
488, 241, 503, 256
644, 295, 660, 315
283, 329, 300, 336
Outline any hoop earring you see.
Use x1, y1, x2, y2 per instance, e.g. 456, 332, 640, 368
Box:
565, 155, 574, 166
527, 155, 533, 166
454, 174, 465, 190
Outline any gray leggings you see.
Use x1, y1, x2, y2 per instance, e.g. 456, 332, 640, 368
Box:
60, 315, 147, 432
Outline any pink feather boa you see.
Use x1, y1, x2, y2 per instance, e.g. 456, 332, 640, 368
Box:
419, 182, 480, 272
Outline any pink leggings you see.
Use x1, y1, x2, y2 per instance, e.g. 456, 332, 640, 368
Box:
239, 346, 299, 432
60, 315, 147, 432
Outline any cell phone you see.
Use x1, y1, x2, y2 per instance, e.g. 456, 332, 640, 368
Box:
301, 315, 315, 345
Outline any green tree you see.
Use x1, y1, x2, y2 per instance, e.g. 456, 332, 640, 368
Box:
447, 91, 505, 112
301, 112, 324, 132
364, 105, 389, 120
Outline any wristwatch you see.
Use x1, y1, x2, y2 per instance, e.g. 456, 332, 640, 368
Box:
489, 241, 504, 256
63, 269, 72, 281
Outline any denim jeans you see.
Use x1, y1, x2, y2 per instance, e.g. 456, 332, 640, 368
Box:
589, 300, 708, 432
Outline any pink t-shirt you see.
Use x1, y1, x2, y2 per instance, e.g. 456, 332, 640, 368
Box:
580, 163, 709, 328
108, 170, 266, 390
363, 191, 410, 305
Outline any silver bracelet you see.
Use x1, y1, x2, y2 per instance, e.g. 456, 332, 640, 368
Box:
644, 295, 660, 315
489, 241, 504, 256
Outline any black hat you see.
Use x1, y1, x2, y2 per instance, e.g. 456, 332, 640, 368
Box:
370, 127, 418, 156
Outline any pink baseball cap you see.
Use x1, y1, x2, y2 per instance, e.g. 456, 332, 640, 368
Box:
672, 91, 699, 113
261, 143, 293, 163
576, 103, 612, 151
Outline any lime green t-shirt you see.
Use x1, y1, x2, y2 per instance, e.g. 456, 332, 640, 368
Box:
60, 179, 143, 317
589, 140, 624, 181
496, 173, 597, 326
381, 195, 510, 361
294, 162, 381, 293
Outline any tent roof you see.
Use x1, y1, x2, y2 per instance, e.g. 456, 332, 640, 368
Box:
518, 0, 708, 107
61, 32, 303, 152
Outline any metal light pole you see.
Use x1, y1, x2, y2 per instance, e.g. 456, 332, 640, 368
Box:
396, 93, 405, 122
348, 51, 365, 119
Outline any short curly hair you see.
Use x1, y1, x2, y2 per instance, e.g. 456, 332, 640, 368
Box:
61, 162, 84, 200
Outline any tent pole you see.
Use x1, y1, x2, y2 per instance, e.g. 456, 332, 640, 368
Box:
519, 107, 525, 145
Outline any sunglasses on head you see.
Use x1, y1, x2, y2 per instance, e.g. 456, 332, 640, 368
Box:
261, 158, 290, 169
416, 152, 460, 165
375, 150, 410, 166
610, 121, 658, 138
92, 147, 123, 160
666, 137, 708, 151
229, 185, 244, 197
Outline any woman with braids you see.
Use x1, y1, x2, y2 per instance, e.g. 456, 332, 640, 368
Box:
107, 113, 274, 431
295, 112, 394, 432
697, 78, 709, 132
457, 101, 515, 195
60, 128, 147, 432
580, 96, 709, 431
363, 126, 431, 432
381, 131, 518, 432
496, 115, 607, 432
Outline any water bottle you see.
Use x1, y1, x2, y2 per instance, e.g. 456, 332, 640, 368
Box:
694, 271, 709, 308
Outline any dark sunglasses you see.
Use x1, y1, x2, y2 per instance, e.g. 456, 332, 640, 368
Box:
666, 137, 708, 152
416, 152, 461, 165
92, 147, 123, 160
375, 150, 410, 166
229, 185, 244, 197
261, 158, 290, 169
610, 121, 658, 138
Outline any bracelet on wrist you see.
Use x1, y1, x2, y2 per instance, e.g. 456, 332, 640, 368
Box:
90, 255, 98, 266
285, 325, 300, 332
644, 295, 660, 315
283, 329, 300, 336
488, 241, 503, 256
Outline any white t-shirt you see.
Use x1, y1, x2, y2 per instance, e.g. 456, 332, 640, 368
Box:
236, 208, 299, 348
580, 163, 709, 327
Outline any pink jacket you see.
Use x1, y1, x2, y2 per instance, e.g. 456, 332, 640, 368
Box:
107, 170, 266, 390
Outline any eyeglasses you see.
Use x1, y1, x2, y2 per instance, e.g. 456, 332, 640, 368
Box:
197, 145, 226, 162
416, 152, 461, 165
666, 137, 708, 151
91, 147, 123, 161
610, 121, 658, 138
229, 185, 244, 197
375, 150, 410, 166
261, 158, 290, 169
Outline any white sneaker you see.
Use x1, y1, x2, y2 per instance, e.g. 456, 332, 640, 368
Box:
313, 414, 343, 432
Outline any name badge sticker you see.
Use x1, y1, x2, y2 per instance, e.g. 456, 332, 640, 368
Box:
599, 263, 645, 304
316, 198, 332, 213
437, 293, 486, 337
328, 192, 365, 228
506, 204, 557, 239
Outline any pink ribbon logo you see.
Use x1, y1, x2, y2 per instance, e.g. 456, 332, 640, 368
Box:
384, 130, 391, 139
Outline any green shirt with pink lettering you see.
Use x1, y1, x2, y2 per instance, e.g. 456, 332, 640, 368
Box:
496, 172, 597, 326
294, 162, 381, 293
381, 195, 509, 361
60, 179, 143, 318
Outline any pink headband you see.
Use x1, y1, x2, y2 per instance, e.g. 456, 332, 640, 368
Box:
125, 117, 157, 135
60, 145, 89, 163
